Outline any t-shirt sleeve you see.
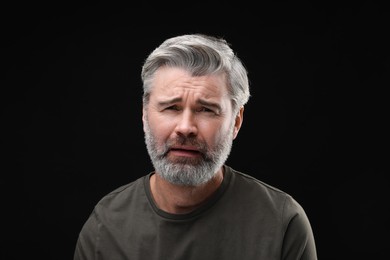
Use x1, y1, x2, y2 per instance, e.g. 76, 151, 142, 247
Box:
73, 209, 100, 260
281, 196, 318, 260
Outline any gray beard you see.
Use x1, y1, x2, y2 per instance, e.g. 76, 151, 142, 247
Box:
143, 121, 234, 186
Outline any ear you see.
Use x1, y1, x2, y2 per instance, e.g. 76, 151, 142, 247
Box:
142, 107, 147, 132
232, 107, 244, 139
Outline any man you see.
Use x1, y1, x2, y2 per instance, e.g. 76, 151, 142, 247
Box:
74, 33, 318, 259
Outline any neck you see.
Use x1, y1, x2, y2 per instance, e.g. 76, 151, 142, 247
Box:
150, 168, 224, 214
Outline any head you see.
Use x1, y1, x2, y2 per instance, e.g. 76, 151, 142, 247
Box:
141, 34, 251, 186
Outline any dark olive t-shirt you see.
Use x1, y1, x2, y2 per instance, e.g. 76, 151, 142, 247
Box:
74, 165, 317, 260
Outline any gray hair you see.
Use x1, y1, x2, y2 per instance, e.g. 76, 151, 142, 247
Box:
141, 34, 251, 113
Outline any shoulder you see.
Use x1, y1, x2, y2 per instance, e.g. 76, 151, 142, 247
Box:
226, 165, 304, 217
228, 165, 288, 198
94, 174, 148, 214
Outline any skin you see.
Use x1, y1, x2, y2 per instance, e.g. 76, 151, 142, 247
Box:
142, 66, 244, 214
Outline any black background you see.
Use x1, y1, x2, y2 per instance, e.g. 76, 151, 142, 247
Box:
2, 1, 388, 259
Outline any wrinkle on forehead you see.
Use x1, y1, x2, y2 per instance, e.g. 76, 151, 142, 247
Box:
152, 67, 228, 100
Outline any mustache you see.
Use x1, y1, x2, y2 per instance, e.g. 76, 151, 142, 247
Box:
162, 136, 207, 156
174, 135, 200, 146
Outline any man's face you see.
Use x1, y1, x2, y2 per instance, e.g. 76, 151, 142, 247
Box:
142, 67, 243, 186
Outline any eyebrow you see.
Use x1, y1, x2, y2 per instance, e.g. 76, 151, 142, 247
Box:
157, 97, 181, 107
157, 97, 222, 111
197, 99, 222, 112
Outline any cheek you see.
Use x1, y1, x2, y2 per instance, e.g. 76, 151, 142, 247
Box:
199, 121, 229, 144
217, 121, 236, 142
146, 114, 174, 140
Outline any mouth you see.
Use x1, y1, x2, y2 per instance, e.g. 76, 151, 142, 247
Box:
169, 147, 201, 158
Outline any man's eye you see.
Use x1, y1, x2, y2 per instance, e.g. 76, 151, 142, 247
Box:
166, 105, 180, 111
198, 107, 214, 113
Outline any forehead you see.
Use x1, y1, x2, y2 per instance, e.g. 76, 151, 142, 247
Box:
150, 67, 229, 99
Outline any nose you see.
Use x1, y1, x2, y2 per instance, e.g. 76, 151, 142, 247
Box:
175, 109, 198, 137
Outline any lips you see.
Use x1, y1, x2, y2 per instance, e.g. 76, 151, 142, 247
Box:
171, 145, 200, 152
169, 147, 201, 157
